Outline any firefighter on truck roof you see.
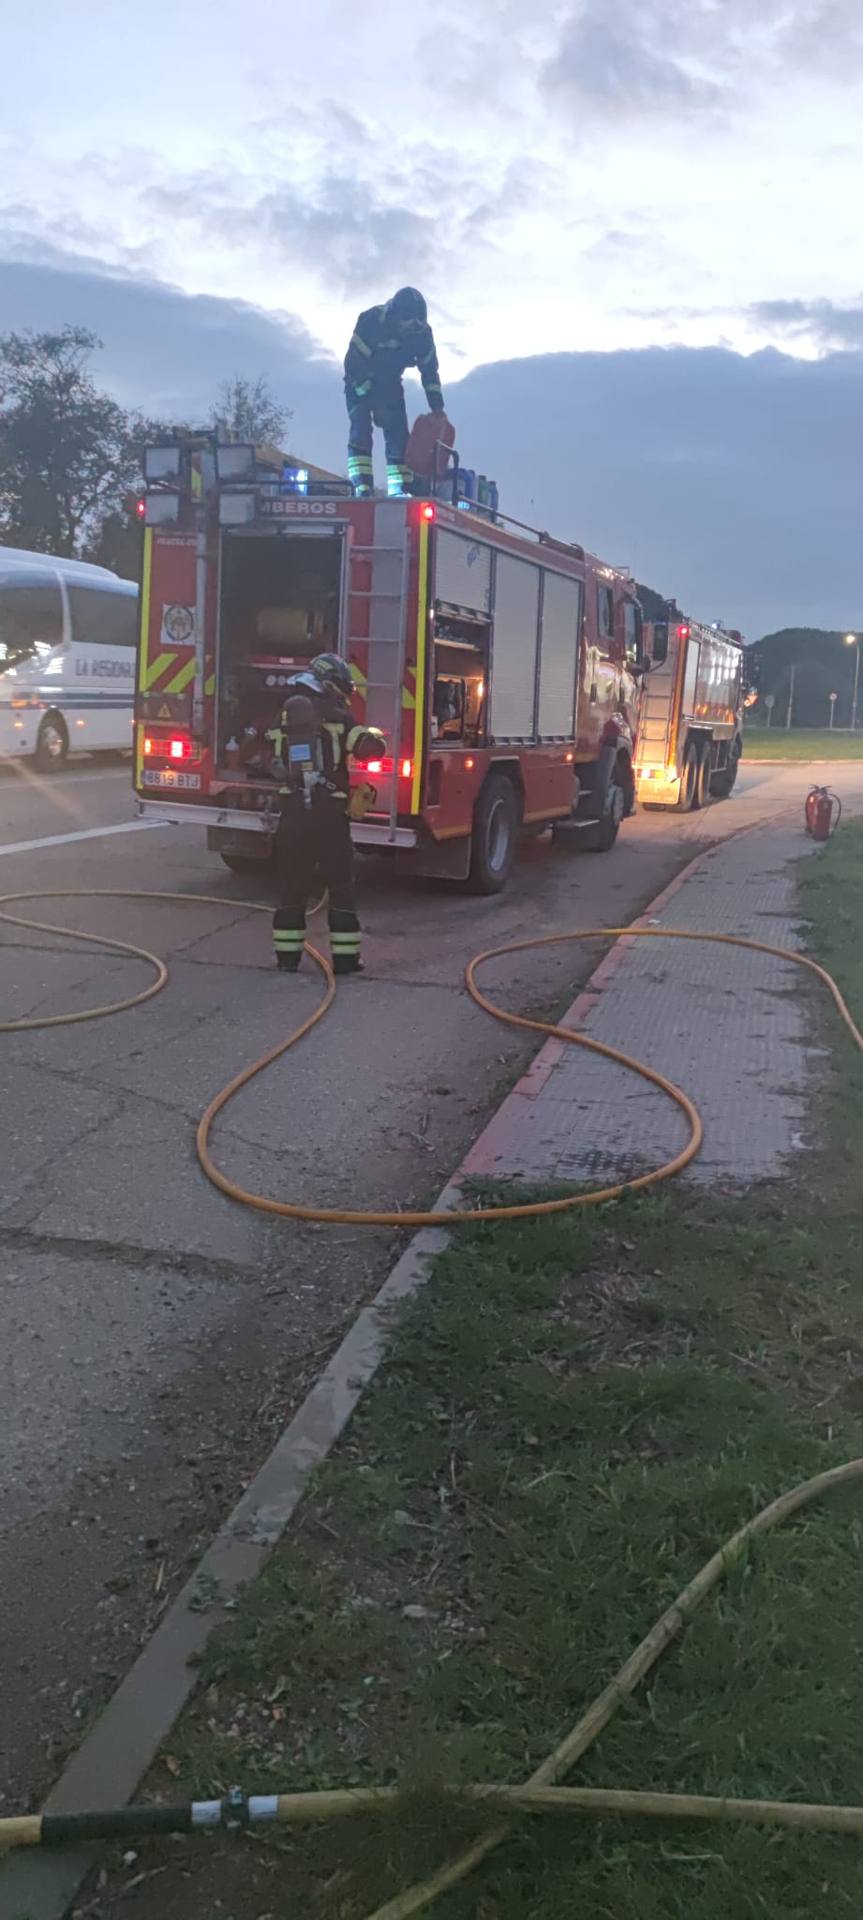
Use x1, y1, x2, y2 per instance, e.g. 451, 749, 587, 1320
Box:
344, 287, 445, 499
265, 653, 386, 976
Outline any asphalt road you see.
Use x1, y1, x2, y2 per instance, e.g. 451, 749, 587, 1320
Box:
2, 752, 861, 1813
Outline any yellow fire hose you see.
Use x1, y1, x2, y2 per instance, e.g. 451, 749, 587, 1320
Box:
2, 886, 863, 1911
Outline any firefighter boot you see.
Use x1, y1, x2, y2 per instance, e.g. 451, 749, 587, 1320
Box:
347, 452, 374, 499
329, 907, 362, 975
273, 908, 305, 972
386, 460, 413, 499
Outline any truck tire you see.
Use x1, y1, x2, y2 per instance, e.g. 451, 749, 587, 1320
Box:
677, 742, 699, 812
710, 739, 741, 798
468, 773, 518, 894
583, 766, 626, 851
694, 747, 710, 809
558, 763, 626, 853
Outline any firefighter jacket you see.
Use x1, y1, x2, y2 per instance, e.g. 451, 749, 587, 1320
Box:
344, 305, 444, 412
266, 680, 386, 799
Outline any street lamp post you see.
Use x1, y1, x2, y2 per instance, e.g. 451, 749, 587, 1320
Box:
845, 633, 860, 731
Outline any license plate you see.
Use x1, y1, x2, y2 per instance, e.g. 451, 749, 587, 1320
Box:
142, 770, 202, 790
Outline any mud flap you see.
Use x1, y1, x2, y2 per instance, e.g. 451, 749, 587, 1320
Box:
413, 833, 472, 881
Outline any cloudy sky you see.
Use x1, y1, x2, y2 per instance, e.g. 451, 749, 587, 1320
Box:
2, 0, 862, 633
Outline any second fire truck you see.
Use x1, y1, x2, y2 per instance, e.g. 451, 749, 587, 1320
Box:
635, 608, 744, 809
133, 440, 646, 893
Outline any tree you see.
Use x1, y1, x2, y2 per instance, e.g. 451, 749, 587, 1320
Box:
85, 413, 184, 579
211, 374, 290, 447
635, 581, 673, 622
0, 326, 142, 558
748, 628, 855, 728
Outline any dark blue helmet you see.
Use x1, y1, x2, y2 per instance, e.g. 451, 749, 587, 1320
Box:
310, 651, 354, 700
389, 287, 427, 333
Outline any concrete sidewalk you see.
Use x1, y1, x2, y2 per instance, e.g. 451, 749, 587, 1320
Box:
462, 821, 825, 1193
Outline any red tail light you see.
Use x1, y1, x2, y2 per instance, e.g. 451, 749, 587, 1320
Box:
143, 732, 197, 761
358, 756, 413, 778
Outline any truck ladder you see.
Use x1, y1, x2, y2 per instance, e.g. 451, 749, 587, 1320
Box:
343, 514, 411, 843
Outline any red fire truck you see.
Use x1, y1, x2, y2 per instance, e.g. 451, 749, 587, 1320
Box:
635, 609, 744, 809
133, 440, 645, 892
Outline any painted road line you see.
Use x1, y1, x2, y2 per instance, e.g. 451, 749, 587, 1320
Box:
0, 770, 132, 788
0, 821, 166, 858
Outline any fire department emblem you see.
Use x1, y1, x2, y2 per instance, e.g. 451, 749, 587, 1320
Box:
162, 604, 195, 645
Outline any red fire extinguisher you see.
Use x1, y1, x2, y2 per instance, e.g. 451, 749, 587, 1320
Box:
804, 785, 842, 841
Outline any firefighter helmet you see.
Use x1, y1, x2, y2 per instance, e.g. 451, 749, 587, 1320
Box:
310, 652, 354, 700
389, 287, 427, 332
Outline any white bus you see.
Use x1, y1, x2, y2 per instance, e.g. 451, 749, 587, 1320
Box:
0, 548, 138, 772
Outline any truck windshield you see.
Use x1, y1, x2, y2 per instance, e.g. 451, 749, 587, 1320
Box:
0, 574, 63, 670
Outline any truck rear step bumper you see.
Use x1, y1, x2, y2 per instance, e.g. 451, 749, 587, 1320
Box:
134, 798, 418, 849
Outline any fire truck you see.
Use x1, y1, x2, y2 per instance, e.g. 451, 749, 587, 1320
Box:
133, 439, 645, 892
635, 608, 744, 809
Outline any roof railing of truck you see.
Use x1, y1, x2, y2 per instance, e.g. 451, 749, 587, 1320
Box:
452, 500, 586, 561
256, 443, 346, 485
585, 554, 633, 582
679, 616, 746, 648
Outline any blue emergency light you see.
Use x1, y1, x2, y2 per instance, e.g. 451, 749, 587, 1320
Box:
280, 465, 310, 496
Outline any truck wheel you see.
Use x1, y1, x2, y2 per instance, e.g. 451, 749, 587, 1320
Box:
693, 748, 710, 810
586, 769, 626, 851
710, 741, 740, 798
469, 774, 518, 894
35, 714, 68, 774
562, 766, 626, 853
677, 743, 699, 812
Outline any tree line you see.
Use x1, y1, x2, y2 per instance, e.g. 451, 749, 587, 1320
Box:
0, 325, 290, 579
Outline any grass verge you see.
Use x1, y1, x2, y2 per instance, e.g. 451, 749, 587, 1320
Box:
743, 726, 863, 760
96, 823, 863, 1920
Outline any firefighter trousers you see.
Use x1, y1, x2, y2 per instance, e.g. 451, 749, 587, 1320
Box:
272, 791, 361, 975
346, 381, 411, 496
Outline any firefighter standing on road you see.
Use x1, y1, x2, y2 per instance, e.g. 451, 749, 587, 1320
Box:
344, 287, 445, 499
266, 653, 386, 975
